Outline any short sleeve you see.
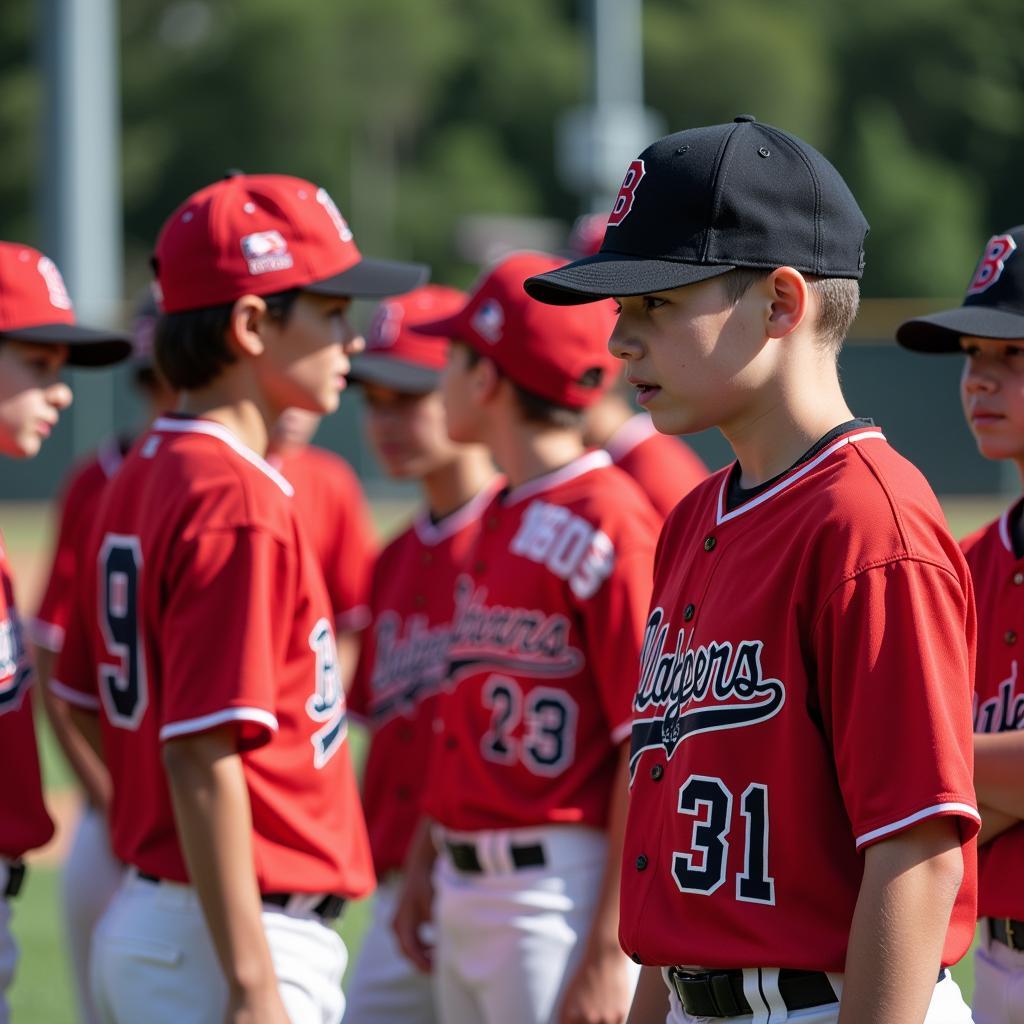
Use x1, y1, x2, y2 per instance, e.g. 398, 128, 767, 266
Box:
159, 527, 288, 747
814, 558, 981, 849
578, 546, 655, 744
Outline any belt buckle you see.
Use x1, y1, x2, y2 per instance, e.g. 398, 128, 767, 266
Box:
1006, 918, 1018, 949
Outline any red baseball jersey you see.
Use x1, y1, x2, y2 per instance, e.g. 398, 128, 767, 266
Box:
604, 413, 708, 519
0, 531, 54, 859
54, 416, 374, 898
962, 504, 1024, 920
269, 444, 377, 632
349, 481, 501, 875
30, 437, 126, 652
620, 426, 980, 972
423, 451, 660, 832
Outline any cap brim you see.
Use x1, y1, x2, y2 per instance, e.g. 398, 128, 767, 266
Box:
347, 354, 441, 394
523, 252, 736, 306
305, 258, 430, 300
0, 324, 133, 367
896, 306, 1024, 353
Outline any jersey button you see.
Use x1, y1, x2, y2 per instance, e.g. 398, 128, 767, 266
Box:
396, 784, 411, 801
1014, 572, 1024, 586
421, 552, 433, 566
474, 561, 487, 574
683, 604, 695, 621
1006, 630, 1018, 645
650, 764, 664, 781
703, 536, 716, 552
445, 736, 458, 751
631, 952, 642, 965
413, 594, 426, 608
635, 854, 648, 871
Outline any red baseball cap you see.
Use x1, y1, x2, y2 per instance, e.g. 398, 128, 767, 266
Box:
348, 285, 467, 394
412, 252, 619, 409
0, 243, 131, 366
568, 213, 608, 258
153, 173, 429, 314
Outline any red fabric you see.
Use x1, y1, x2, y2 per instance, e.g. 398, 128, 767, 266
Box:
0, 532, 54, 858
620, 427, 979, 971
413, 252, 620, 409
962, 506, 1024, 920
364, 285, 467, 370
154, 175, 363, 312
55, 417, 373, 897
0, 242, 76, 331
422, 451, 659, 831
349, 481, 501, 875
32, 446, 122, 652
605, 414, 708, 519
271, 445, 377, 631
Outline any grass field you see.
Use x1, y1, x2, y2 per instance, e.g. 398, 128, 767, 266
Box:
2, 494, 1008, 1020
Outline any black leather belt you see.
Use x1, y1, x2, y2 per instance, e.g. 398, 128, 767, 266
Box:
445, 840, 545, 873
136, 872, 345, 922
2, 861, 25, 899
667, 968, 837, 1018
990, 917, 1024, 952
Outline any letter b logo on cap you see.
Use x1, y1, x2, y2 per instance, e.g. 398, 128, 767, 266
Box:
968, 234, 1018, 296
608, 160, 646, 228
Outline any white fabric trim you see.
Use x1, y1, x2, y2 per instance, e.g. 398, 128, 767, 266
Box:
49, 679, 99, 710
159, 706, 279, 742
503, 450, 612, 507
97, 435, 126, 480
151, 417, 294, 497
413, 478, 504, 546
604, 413, 657, 464
855, 801, 981, 849
611, 719, 633, 744
716, 430, 886, 525
999, 505, 1014, 554
27, 617, 65, 653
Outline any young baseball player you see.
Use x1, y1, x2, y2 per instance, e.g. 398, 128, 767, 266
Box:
343, 283, 500, 1023
52, 173, 427, 1024
30, 290, 175, 1024
525, 117, 980, 1024
0, 240, 130, 1023
266, 407, 379, 687
393, 252, 660, 1024
897, 224, 1024, 1024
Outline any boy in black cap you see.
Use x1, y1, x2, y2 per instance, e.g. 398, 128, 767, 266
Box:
898, 226, 1024, 1024
527, 118, 978, 1024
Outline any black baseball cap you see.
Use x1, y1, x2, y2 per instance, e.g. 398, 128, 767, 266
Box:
524, 115, 869, 306
896, 227, 1024, 353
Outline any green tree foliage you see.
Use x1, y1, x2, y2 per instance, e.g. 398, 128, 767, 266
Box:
3, 0, 1023, 297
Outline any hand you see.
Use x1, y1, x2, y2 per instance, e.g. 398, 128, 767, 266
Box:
226, 980, 291, 1024
392, 864, 435, 973
558, 945, 635, 1024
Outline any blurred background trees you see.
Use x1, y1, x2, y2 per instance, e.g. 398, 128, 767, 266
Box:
5, 0, 1024, 297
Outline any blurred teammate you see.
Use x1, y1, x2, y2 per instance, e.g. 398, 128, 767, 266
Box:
0, 241, 129, 1023
266, 408, 377, 687
394, 253, 658, 1024
33, 292, 175, 1024
344, 284, 499, 1023
898, 225, 1024, 1024
53, 174, 426, 1023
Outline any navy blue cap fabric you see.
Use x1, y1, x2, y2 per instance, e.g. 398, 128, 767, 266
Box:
897, 227, 1024, 353
524, 116, 869, 306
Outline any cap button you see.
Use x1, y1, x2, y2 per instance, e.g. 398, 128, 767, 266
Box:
733, 114, 757, 123
222, 168, 244, 179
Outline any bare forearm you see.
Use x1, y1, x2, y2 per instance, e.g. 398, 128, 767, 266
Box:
163, 728, 276, 997
975, 732, 1024, 816
625, 966, 669, 1024
978, 803, 1020, 845
337, 631, 361, 695
839, 818, 963, 1024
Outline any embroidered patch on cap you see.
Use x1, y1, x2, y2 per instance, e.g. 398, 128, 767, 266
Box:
240, 231, 293, 276
471, 299, 504, 343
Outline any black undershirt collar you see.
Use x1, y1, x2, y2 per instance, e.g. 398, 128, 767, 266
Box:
724, 418, 876, 513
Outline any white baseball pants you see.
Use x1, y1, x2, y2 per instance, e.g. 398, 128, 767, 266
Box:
62, 805, 123, 1024
90, 872, 347, 1024
344, 873, 438, 1024
664, 967, 973, 1023
433, 824, 640, 1024
973, 922, 1024, 1024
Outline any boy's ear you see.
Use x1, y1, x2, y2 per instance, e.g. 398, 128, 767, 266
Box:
471, 354, 502, 405
764, 267, 810, 340
224, 294, 269, 357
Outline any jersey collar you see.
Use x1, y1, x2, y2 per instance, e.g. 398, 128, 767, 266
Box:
151, 416, 294, 496
502, 449, 612, 506
414, 478, 504, 546
715, 428, 886, 525
604, 413, 658, 464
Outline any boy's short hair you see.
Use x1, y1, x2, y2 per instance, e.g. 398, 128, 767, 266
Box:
154, 288, 301, 391
462, 344, 586, 429
722, 269, 860, 354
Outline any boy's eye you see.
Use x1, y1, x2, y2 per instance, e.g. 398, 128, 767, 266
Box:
961, 345, 980, 357
642, 295, 666, 312
1006, 345, 1024, 358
